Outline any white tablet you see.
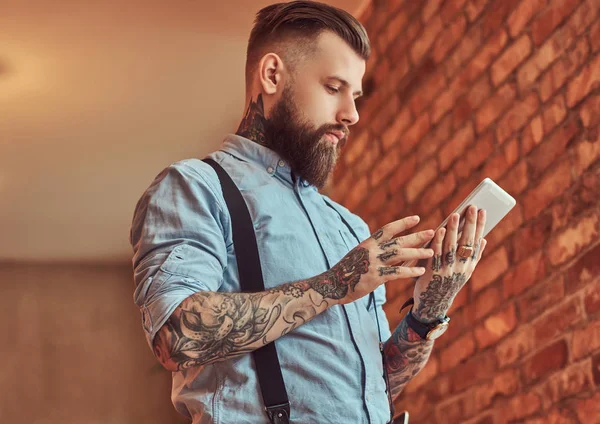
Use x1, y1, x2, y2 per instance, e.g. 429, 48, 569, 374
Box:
402, 178, 516, 267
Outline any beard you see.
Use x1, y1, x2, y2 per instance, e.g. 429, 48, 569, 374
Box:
263, 84, 347, 189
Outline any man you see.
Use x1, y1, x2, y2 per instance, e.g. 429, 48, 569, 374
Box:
130, 1, 487, 423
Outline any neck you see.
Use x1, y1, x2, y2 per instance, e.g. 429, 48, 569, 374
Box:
236, 94, 268, 146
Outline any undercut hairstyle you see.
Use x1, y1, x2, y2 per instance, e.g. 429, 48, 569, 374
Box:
245, 0, 370, 90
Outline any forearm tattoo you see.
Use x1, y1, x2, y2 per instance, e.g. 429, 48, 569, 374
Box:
384, 317, 434, 398
414, 272, 467, 322
153, 247, 371, 371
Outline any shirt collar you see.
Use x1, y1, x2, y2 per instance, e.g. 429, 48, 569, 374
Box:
219, 133, 312, 188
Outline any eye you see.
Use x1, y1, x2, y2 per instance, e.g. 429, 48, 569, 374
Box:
326, 85, 340, 94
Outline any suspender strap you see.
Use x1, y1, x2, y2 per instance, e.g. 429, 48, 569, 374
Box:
202, 158, 290, 424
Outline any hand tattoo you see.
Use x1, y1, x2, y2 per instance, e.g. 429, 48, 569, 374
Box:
414, 272, 467, 322
431, 254, 442, 272
372, 228, 384, 240
377, 249, 398, 262
445, 248, 455, 266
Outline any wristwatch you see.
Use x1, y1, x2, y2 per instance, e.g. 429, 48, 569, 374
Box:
400, 298, 450, 341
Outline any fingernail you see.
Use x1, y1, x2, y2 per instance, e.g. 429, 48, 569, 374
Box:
413, 215, 420, 221
419, 267, 426, 273
440, 228, 446, 235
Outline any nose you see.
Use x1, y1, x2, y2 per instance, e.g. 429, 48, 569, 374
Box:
338, 98, 360, 126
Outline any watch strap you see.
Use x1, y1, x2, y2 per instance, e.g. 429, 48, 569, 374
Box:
399, 297, 450, 340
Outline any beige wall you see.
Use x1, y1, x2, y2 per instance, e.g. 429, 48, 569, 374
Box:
0, 262, 188, 424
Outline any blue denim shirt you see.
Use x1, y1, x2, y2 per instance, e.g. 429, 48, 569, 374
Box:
130, 134, 392, 424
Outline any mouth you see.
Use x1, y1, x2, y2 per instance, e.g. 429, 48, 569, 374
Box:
325, 131, 346, 146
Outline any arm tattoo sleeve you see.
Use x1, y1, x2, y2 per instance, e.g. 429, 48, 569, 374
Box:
153, 247, 370, 371
383, 317, 434, 398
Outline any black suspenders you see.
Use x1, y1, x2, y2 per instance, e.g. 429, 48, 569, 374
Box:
203, 158, 394, 423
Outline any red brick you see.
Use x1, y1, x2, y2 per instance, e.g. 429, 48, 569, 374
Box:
573, 318, 600, 359
522, 115, 545, 154
370, 147, 399, 187
484, 203, 523, 250
533, 297, 584, 344
343, 129, 370, 165
466, 29, 509, 84
475, 82, 517, 133
453, 76, 492, 129
496, 91, 540, 143
405, 161, 438, 203
378, 11, 409, 54
454, 132, 495, 180
471, 246, 509, 292
450, 350, 497, 392
479, 0, 522, 39
548, 212, 600, 266
440, 0, 469, 21
591, 20, 600, 52
585, 278, 600, 315
522, 158, 572, 220
491, 34, 533, 86
512, 211, 553, 262
481, 136, 519, 181
410, 14, 443, 64
539, 36, 590, 102
400, 113, 431, 155
439, 122, 475, 171
531, 0, 580, 46
498, 159, 529, 195
496, 326, 534, 367
352, 139, 381, 177
432, 14, 467, 64
409, 70, 447, 115
567, 43, 600, 107
422, 0, 444, 22
362, 184, 389, 216
523, 408, 578, 424
471, 369, 520, 414
524, 339, 568, 383
436, 394, 468, 423
507, 0, 549, 37
573, 132, 600, 176
575, 391, 600, 424
538, 359, 594, 408
388, 155, 417, 194
552, 166, 600, 232
371, 93, 399, 136
518, 276, 565, 322
518, 23, 576, 91
425, 171, 457, 209
465, 0, 489, 22
499, 392, 542, 422
566, 242, 600, 295
381, 105, 411, 153
542, 99, 567, 140
468, 285, 502, 321
580, 93, 600, 128
503, 250, 547, 298
594, 353, 600, 385
529, 118, 580, 180
344, 175, 368, 210
440, 332, 476, 373
416, 114, 453, 161
474, 303, 517, 349
445, 24, 483, 79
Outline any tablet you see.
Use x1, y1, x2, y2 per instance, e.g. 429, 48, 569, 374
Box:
402, 178, 516, 267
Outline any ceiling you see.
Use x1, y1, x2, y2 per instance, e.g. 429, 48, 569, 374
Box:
0, 0, 366, 262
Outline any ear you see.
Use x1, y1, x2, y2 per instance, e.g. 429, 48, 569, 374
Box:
257, 53, 286, 95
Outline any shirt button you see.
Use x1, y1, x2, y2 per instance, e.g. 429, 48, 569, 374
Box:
267, 166, 274, 174
278, 160, 285, 167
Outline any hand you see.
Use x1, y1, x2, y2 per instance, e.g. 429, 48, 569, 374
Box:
412, 205, 488, 322
326, 216, 435, 305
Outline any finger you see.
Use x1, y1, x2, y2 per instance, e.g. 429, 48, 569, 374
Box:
379, 230, 435, 250
378, 265, 426, 279
476, 239, 487, 262
443, 213, 459, 266
472, 209, 487, 259
371, 215, 421, 242
458, 205, 478, 263
430, 227, 445, 272
377, 247, 434, 264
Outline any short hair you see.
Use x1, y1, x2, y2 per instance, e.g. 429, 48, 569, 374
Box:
245, 1, 370, 90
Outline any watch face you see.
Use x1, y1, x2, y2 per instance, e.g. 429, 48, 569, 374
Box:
426, 322, 449, 340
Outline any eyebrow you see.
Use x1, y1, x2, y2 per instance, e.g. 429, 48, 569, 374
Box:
327, 76, 363, 98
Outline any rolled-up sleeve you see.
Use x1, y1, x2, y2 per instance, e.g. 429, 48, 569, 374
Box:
129, 161, 230, 349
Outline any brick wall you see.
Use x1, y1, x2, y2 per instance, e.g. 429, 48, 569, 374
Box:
331, 0, 600, 422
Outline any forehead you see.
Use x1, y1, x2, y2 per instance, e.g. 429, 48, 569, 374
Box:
302, 31, 366, 86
